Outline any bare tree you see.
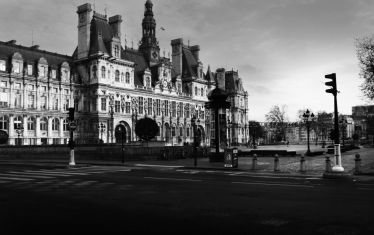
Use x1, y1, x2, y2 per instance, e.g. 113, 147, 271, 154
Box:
265, 105, 288, 142
356, 35, 374, 99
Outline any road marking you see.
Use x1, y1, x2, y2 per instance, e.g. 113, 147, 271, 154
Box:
135, 164, 184, 168
358, 188, 374, 191
25, 170, 88, 176
144, 177, 202, 182
0, 176, 33, 181
232, 181, 314, 188
227, 172, 246, 176
74, 181, 98, 186
8, 171, 72, 177
0, 173, 54, 179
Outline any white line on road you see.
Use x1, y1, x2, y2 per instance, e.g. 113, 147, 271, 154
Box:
8, 171, 72, 177
0, 176, 33, 181
144, 177, 202, 182
232, 181, 314, 188
135, 164, 184, 168
0, 173, 54, 179
25, 170, 88, 176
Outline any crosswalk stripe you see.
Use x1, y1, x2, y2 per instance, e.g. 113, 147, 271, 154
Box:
0, 176, 33, 181
0, 173, 54, 179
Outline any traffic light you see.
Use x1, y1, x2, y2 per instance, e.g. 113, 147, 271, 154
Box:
325, 73, 337, 95
68, 108, 75, 121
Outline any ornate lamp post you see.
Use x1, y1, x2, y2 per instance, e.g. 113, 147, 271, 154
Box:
191, 115, 200, 167
15, 123, 24, 146
303, 109, 315, 155
109, 98, 114, 143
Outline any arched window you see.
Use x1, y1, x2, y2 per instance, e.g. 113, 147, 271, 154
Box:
52, 118, 59, 131
125, 72, 130, 84
40, 117, 48, 131
63, 119, 69, 131
27, 117, 35, 131
0, 116, 8, 130
115, 70, 120, 82
92, 65, 97, 79
14, 116, 23, 129
101, 66, 106, 79
195, 87, 198, 96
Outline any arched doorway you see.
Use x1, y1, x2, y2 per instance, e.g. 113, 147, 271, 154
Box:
115, 121, 131, 144
164, 123, 170, 143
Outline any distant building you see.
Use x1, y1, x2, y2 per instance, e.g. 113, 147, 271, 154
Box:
352, 105, 374, 140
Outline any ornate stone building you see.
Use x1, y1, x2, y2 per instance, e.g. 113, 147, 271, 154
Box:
0, 0, 249, 146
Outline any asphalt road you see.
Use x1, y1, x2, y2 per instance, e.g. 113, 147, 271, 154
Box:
0, 164, 373, 234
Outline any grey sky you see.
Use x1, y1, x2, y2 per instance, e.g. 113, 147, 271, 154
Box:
1, 0, 373, 121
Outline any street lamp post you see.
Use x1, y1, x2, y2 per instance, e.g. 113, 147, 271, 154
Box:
117, 124, 125, 164
15, 124, 24, 146
303, 109, 315, 156
191, 115, 197, 167
98, 122, 105, 143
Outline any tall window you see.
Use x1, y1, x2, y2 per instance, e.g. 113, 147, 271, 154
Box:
138, 97, 144, 115
63, 99, 70, 111
27, 94, 35, 109
27, 64, 33, 76
125, 102, 131, 114
165, 100, 169, 116
114, 45, 119, 57
27, 117, 35, 130
121, 72, 124, 82
172, 126, 176, 137
52, 118, 59, 131
179, 102, 183, 117
156, 99, 160, 116
14, 116, 22, 129
0, 89, 8, 107
63, 119, 69, 131
40, 96, 47, 110
115, 100, 120, 113
186, 104, 190, 118
14, 94, 21, 108
146, 77, 151, 87
101, 66, 106, 79
40, 118, 48, 131
179, 127, 183, 136
101, 98, 107, 111
148, 98, 152, 115
171, 101, 176, 117
53, 98, 59, 110
195, 87, 198, 96
187, 126, 190, 137
125, 72, 130, 84
13, 61, 21, 74
115, 70, 120, 82
0, 116, 8, 130
201, 88, 204, 96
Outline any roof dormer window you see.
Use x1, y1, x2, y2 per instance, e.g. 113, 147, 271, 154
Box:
12, 61, 22, 74
114, 45, 120, 58
27, 64, 33, 76
51, 69, 57, 79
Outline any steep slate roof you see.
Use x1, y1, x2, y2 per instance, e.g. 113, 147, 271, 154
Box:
89, 12, 113, 55
182, 47, 198, 78
0, 41, 72, 67
225, 70, 245, 95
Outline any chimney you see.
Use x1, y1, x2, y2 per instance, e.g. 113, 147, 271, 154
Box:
109, 15, 122, 39
216, 68, 226, 91
77, 3, 92, 59
190, 45, 200, 61
171, 38, 183, 76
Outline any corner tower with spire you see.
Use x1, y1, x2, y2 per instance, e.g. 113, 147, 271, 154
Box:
139, 0, 160, 66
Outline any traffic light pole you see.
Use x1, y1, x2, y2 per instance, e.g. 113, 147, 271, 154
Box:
332, 93, 344, 172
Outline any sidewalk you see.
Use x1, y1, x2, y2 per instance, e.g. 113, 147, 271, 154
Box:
1, 145, 373, 177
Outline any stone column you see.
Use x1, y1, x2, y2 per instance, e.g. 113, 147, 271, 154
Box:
47, 116, 53, 145
22, 115, 27, 145
59, 117, 64, 144
9, 81, 13, 108
36, 115, 41, 145
9, 114, 15, 145
23, 83, 26, 109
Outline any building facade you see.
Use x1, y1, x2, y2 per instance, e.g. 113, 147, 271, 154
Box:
0, 0, 249, 146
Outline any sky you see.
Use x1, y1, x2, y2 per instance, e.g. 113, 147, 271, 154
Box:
1, 0, 374, 122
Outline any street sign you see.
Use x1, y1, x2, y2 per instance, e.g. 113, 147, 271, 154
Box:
0, 130, 9, 144
69, 121, 77, 131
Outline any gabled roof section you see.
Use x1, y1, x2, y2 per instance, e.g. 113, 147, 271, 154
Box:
182, 47, 198, 78
0, 40, 72, 66
89, 12, 113, 56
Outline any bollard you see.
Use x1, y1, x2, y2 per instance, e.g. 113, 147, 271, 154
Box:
300, 156, 306, 173
274, 154, 280, 172
252, 154, 258, 171
325, 155, 332, 173
354, 154, 361, 175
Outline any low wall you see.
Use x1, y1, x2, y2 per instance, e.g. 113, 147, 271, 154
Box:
0, 144, 208, 161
